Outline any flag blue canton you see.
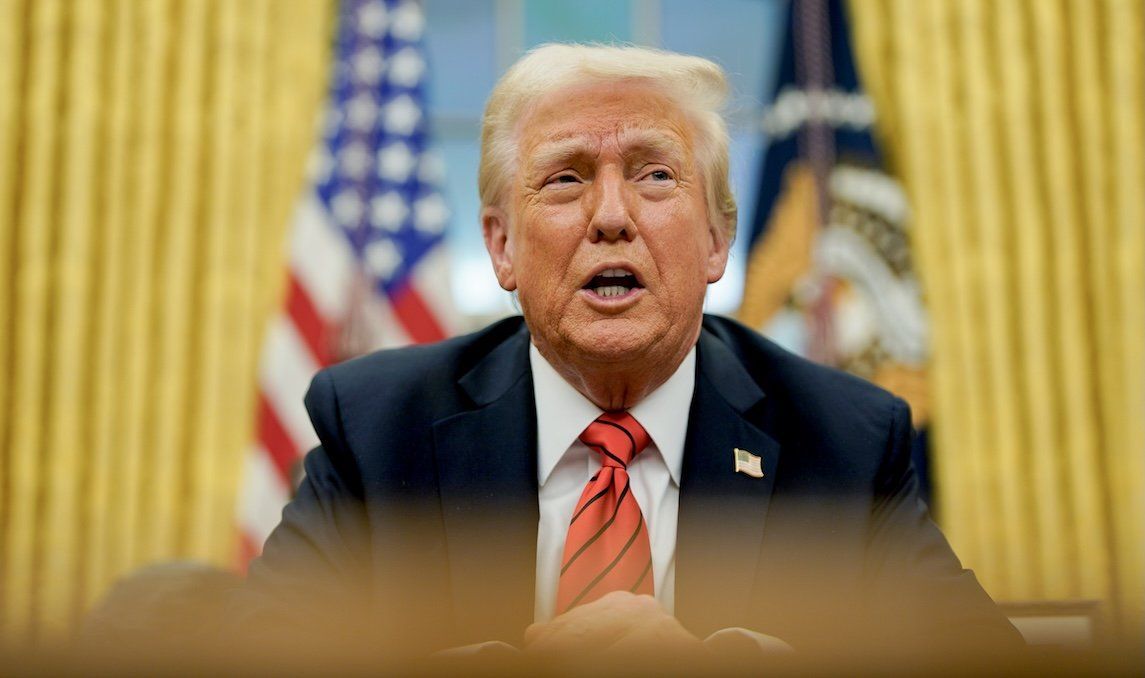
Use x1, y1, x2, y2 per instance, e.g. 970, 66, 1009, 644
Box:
314, 0, 448, 297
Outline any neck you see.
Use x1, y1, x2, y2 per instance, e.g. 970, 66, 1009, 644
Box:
534, 333, 698, 411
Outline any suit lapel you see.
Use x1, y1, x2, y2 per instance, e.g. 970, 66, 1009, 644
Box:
432, 325, 539, 645
428, 321, 781, 640
675, 327, 781, 637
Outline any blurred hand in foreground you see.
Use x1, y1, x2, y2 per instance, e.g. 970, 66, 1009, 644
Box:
523, 591, 706, 657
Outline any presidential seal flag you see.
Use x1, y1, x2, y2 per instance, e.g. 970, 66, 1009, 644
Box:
236, 0, 455, 565
738, 0, 931, 496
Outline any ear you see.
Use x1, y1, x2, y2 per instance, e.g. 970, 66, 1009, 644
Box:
482, 205, 518, 291
705, 220, 731, 285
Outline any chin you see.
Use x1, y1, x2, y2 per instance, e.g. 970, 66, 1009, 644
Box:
562, 320, 664, 365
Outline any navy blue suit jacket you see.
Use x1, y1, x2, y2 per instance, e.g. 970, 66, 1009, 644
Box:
239, 315, 1018, 653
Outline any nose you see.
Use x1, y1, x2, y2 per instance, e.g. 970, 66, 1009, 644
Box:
586, 168, 636, 243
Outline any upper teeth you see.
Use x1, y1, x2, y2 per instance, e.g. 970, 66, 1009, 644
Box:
599, 268, 630, 278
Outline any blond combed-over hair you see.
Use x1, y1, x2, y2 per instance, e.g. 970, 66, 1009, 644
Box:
479, 43, 738, 240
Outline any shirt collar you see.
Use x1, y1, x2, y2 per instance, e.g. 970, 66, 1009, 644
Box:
531, 342, 695, 488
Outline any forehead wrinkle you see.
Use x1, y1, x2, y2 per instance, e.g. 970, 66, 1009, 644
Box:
525, 125, 691, 177
524, 135, 600, 175
614, 127, 690, 164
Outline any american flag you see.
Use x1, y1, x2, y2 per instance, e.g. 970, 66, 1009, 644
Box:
236, 0, 454, 564
733, 448, 764, 479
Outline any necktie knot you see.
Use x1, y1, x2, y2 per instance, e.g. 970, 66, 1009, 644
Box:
579, 411, 651, 469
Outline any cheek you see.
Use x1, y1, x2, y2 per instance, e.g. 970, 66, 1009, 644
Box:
531, 199, 584, 230
641, 201, 710, 252
638, 189, 704, 229
641, 210, 714, 295
520, 206, 584, 256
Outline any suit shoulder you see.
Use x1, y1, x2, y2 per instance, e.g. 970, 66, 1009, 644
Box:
701, 314, 906, 422
308, 315, 527, 414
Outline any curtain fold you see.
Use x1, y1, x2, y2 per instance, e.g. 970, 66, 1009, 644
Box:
850, 0, 1144, 633
0, 0, 332, 639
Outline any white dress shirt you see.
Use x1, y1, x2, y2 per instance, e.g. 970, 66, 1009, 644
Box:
531, 343, 695, 623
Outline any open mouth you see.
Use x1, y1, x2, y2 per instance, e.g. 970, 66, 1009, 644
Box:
583, 267, 643, 298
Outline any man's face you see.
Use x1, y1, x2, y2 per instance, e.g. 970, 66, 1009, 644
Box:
483, 80, 729, 368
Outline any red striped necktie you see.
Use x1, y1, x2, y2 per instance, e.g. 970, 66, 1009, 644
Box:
555, 411, 654, 615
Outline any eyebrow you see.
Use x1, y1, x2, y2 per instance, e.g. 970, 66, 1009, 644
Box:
525, 137, 594, 174
621, 128, 688, 163
525, 128, 688, 175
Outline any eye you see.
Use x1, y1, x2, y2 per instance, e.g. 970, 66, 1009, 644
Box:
546, 172, 581, 186
638, 166, 674, 182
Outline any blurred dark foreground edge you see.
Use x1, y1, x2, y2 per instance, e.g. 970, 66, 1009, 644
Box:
2, 641, 1142, 677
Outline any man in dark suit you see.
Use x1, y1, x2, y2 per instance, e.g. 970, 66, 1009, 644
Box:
238, 43, 1020, 659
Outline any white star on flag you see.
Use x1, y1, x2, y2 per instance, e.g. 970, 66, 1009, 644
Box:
337, 142, 373, 180
413, 194, 448, 234
383, 95, 421, 136
358, 0, 388, 38
353, 45, 385, 85
345, 92, 378, 132
366, 238, 402, 279
378, 142, 416, 182
389, 1, 424, 41
388, 47, 426, 88
371, 191, 409, 231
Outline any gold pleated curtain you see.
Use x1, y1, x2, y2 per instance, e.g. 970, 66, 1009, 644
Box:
0, 0, 332, 639
849, 0, 1145, 633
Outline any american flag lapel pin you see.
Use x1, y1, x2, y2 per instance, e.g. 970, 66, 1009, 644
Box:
733, 448, 764, 478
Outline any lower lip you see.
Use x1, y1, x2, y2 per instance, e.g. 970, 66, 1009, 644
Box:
579, 286, 644, 309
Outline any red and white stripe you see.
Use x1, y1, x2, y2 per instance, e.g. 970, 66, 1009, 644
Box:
236, 192, 453, 566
